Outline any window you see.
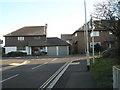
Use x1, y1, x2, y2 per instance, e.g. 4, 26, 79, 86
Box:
90, 42, 101, 48
75, 33, 77, 37
109, 31, 113, 35
108, 43, 112, 48
18, 37, 24, 41
17, 46, 26, 50
34, 36, 41, 40
40, 47, 44, 49
89, 22, 92, 29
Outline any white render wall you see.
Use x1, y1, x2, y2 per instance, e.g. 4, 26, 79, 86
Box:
5, 46, 32, 55
5, 47, 17, 54
45, 47, 47, 52
26, 47, 32, 55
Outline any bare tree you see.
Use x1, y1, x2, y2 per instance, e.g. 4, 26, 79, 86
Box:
92, 0, 120, 20
92, 0, 120, 64
92, 0, 120, 41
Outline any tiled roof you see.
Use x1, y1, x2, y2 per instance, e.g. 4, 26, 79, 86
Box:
4, 26, 46, 36
28, 37, 69, 46
72, 20, 117, 35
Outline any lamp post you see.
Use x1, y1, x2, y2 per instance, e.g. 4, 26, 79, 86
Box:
90, 16, 95, 63
84, 0, 90, 70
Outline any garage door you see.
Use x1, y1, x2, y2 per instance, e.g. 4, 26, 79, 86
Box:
47, 46, 57, 56
58, 46, 68, 56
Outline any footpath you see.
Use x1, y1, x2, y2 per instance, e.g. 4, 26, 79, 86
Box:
53, 60, 98, 89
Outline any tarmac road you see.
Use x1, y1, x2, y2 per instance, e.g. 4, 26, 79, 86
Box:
1, 56, 85, 89
54, 60, 98, 88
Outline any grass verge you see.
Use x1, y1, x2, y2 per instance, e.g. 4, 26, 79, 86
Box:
90, 57, 118, 88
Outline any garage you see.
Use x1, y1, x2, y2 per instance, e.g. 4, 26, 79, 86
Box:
29, 37, 69, 56
47, 46, 69, 56
58, 46, 69, 56
47, 46, 57, 56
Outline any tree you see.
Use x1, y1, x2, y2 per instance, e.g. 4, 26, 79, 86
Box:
92, 0, 120, 36
92, 0, 120, 64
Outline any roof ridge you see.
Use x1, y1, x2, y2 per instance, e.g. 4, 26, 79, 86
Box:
23, 26, 45, 28
4, 25, 46, 36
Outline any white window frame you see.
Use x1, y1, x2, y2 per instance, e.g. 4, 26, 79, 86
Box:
18, 37, 24, 41
17, 46, 26, 51
109, 31, 113, 35
75, 33, 77, 37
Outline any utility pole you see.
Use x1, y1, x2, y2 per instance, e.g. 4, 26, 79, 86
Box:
84, 0, 90, 70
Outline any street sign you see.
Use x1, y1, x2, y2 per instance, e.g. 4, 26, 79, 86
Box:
90, 31, 99, 37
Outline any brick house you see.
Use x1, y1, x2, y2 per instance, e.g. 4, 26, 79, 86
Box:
4, 24, 69, 56
61, 20, 116, 54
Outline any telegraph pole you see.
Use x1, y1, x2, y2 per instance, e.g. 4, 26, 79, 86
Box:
84, 0, 90, 70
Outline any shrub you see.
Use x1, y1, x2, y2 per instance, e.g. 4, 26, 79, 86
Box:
7, 51, 27, 57
101, 48, 117, 58
40, 51, 47, 55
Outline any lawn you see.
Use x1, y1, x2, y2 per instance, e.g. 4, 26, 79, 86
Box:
90, 57, 118, 88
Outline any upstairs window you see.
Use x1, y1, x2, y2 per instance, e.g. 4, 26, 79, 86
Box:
18, 37, 24, 41
75, 33, 77, 37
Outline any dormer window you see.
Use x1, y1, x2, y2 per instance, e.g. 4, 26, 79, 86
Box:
18, 37, 24, 41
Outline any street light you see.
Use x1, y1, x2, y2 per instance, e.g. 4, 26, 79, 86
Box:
90, 16, 95, 63
84, 0, 90, 70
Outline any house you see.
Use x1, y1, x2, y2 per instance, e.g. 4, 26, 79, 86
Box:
4, 24, 69, 56
61, 20, 116, 54
61, 34, 72, 54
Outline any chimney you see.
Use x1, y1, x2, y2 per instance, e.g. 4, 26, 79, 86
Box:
44, 23, 48, 35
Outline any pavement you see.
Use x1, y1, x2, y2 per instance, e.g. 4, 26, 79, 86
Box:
53, 60, 98, 89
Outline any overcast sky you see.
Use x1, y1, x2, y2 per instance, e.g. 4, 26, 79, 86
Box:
0, 0, 103, 44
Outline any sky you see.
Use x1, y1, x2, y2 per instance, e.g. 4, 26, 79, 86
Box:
0, 0, 103, 45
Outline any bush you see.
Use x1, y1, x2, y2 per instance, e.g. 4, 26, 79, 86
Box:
101, 48, 117, 58
7, 51, 27, 57
40, 51, 47, 55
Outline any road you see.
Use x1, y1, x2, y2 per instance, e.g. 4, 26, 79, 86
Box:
1, 56, 86, 89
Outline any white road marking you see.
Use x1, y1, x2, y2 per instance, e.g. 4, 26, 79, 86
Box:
47, 61, 72, 88
0, 74, 19, 83
51, 58, 57, 62
32, 62, 48, 70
